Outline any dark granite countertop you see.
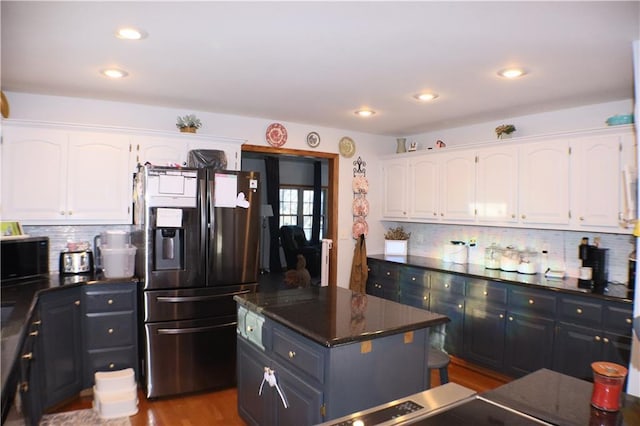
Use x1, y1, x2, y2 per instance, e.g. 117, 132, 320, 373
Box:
368, 254, 633, 303
234, 286, 449, 347
482, 368, 640, 426
1, 273, 138, 406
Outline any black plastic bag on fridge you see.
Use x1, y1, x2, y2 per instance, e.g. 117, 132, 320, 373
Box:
187, 149, 227, 169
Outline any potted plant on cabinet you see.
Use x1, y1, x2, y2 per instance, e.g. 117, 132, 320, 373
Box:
384, 226, 411, 256
176, 114, 202, 133
495, 124, 516, 139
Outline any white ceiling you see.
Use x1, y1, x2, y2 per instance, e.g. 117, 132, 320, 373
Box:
2, 1, 639, 136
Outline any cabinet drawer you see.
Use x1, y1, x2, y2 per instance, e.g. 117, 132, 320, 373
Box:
558, 297, 602, 326
399, 284, 430, 310
508, 288, 556, 316
603, 303, 633, 333
84, 286, 136, 313
430, 273, 465, 296
85, 347, 137, 377
272, 327, 324, 384
84, 313, 136, 349
399, 267, 429, 288
466, 280, 507, 305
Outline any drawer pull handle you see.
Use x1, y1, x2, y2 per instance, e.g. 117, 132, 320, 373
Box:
595, 336, 601, 342
576, 308, 583, 314
32, 320, 42, 325
29, 331, 38, 337
288, 351, 296, 359
108, 299, 114, 305
108, 328, 114, 334
22, 352, 33, 360
528, 299, 534, 305
109, 363, 115, 369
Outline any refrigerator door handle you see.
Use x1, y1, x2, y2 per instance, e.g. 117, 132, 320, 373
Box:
156, 290, 251, 303
156, 322, 236, 335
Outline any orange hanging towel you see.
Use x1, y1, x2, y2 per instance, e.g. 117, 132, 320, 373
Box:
349, 234, 368, 293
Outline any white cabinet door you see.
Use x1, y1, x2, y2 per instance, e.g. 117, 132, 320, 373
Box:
476, 146, 518, 223
409, 155, 439, 220
67, 131, 132, 223
131, 135, 187, 171
381, 158, 409, 219
1, 126, 68, 221
519, 139, 570, 225
439, 151, 476, 222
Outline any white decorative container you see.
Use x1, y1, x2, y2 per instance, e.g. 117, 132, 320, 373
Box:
385, 240, 408, 256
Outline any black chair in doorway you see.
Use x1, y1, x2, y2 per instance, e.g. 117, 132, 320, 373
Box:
279, 225, 321, 278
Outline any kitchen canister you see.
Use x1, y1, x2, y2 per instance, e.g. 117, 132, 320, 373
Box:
590, 362, 628, 412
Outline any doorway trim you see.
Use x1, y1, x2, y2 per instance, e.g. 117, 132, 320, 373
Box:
242, 144, 339, 287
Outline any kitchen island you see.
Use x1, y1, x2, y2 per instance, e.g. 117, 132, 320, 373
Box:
234, 286, 449, 425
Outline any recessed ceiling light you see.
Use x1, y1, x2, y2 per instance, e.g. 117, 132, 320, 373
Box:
498, 68, 527, 79
101, 68, 129, 79
355, 109, 375, 117
116, 27, 147, 40
414, 92, 439, 102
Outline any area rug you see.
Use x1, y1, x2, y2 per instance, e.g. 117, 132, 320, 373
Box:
39, 409, 131, 426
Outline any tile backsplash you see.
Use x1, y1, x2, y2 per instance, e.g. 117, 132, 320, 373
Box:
386, 222, 634, 284
23, 224, 133, 272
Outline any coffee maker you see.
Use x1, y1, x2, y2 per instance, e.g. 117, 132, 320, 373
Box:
578, 237, 609, 291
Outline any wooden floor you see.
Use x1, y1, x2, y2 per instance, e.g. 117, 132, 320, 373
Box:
55, 357, 511, 426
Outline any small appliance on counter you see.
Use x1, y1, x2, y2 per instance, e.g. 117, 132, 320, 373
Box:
59, 240, 94, 275
94, 230, 135, 279
578, 237, 609, 291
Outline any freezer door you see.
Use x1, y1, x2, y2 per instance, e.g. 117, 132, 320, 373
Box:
143, 316, 238, 398
205, 170, 261, 286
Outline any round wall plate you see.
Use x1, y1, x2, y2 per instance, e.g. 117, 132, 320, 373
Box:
306, 131, 320, 148
266, 123, 287, 147
339, 136, 355, 158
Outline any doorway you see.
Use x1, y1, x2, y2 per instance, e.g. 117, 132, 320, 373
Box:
241, 144, 339, 287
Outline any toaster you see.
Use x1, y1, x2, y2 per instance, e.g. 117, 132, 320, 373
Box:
59, 250, 94, 274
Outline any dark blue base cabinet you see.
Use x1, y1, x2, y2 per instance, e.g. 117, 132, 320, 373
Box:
237, 321, 431, 425
366, 258, 633, 383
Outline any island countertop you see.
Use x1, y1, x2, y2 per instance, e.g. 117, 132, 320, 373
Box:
234, 286, 449, 347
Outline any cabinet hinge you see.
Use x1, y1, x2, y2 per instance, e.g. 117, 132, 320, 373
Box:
475, 155, 478, 164
321, 403, 326, 418
129, 144, 132, 152
568, 210, 571, 219
619, 142, 622, 152
568, 146, 571, 155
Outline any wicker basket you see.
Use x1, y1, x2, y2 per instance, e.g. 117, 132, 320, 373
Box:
180, 126, 197, 133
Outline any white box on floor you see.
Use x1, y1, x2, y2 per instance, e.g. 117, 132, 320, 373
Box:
94, 368, 135, 393
93, 384, 138, 420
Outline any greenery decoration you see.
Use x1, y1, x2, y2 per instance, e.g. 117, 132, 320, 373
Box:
176, 114, 202, 130
384, 226, 411, 240
495, 124, 516, 139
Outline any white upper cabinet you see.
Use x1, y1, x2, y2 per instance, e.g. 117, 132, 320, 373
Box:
476, 146, 518, 223
132, 135, 187, 171
2, 126, 68, 221
570, 132, 636, 231
2, 124, 132, 224
518, 139, 570, 226
439, 151, 476, 222
409, 155, 439, 220
381, 158, 409, 219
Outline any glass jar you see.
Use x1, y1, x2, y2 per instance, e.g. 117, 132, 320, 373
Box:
484, 244, 503, 269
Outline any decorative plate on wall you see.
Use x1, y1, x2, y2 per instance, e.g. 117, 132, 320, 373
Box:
266, 123, 288, 147
352, 217, 368, 239
339, 136, 355, 158
306, 131, 320, 148
352, 197, 370, 217
352, 175, 369, 194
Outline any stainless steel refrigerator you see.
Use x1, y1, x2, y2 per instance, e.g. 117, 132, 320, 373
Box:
133, 164, 260, 398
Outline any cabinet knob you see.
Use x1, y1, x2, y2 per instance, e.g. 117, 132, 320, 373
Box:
433, 212, 437, 216
108, 299, 114, 305
579, 216, 584, 221
68, 211, 73, 216
508, 316, 513, 321
386, 271, 391, 276
247, 326, 253, 333
109, 363, 115, 369
626, 318, 632, 324
603, 337, 609, 344
29, 331, 38, 337
60, 211, 65, 216
500, 314, 504, 319
483, 291, 488, 296
75, 300, 80, 306
423, 296, 428, 301
521, 214, 526, 219
440, 213, 444, 217
576, 308, 583, 314
511, 214, 516, 219
32, 320, 41, 326
22, 352, 33, 360
288, 351, 296, 359
411, 277, 416, 281
457, 304, 463, 309
20, 382, 29, 392
444, 284, 450, 288
595, 336, 601, 342
108, 328, 114, 334
528, 299, 534, 305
